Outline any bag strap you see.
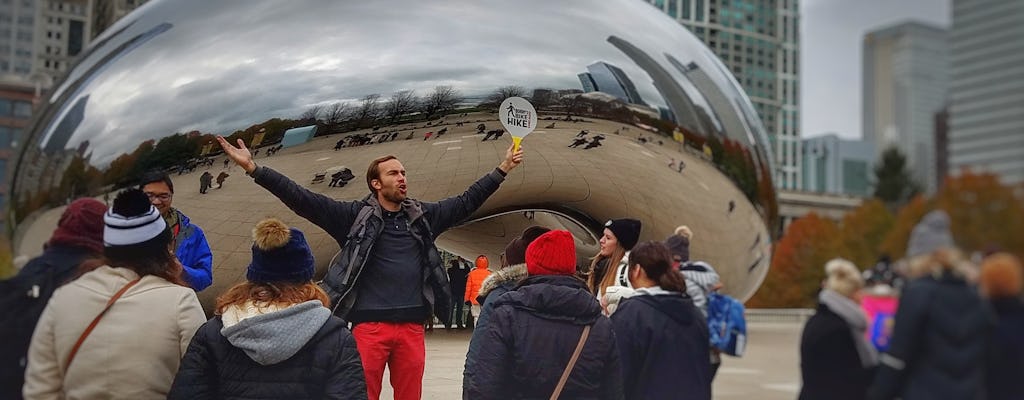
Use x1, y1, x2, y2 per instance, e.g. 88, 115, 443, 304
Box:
64, 277, 142, 371
550, 324, 591, 400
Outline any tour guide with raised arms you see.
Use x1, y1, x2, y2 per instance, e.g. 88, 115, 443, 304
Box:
216, 136, 523, 400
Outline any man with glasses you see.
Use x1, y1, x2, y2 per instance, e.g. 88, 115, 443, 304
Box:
140, 171, 214, 291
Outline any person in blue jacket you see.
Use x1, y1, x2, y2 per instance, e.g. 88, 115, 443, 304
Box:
141, 171, 214, 291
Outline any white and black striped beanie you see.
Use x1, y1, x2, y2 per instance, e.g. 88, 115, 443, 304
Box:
104, 189, 168, 247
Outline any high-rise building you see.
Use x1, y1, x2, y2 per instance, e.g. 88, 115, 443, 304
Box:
863, 21, 948, 194
0, 0, 38, 77
645, 0, 801, 190
0, 78, 39, 231
934, 107, 948, 190
0, 0, 146, 88
801, 134, 874, 197
948, 0, 1024, 185
33, 0, 92, 87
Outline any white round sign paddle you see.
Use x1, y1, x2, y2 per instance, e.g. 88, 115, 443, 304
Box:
499, 96, 537, 152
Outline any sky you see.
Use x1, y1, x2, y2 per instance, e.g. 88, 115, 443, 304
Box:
801, 0, 950, 139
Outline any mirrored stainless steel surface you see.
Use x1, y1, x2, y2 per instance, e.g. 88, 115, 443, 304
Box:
9, 0, 777, 304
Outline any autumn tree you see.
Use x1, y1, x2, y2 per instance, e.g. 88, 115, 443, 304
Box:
748, 213, 841, 308
935, 171, 1024, 260
874, 147, 921, 211
836, 198, 895, 269
879, 195, 932, 259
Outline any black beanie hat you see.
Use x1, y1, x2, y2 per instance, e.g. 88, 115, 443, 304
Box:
605, 218, 642, 250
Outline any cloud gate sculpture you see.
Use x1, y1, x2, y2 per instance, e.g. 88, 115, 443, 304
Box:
7, 0, 777, 308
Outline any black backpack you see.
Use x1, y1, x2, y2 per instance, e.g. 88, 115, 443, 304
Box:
0, 249, 85, 400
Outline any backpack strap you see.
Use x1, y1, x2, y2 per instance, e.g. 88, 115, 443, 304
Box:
64, 277, 141, 371
550, 324, 591, 400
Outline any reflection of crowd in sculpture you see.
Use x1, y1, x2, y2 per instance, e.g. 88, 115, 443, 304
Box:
13, 113, 1024, 400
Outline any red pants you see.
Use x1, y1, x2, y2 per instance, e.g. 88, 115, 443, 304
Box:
352, 322, 426, 400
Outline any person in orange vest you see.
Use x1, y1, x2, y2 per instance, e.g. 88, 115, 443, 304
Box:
465, 255, 491, 326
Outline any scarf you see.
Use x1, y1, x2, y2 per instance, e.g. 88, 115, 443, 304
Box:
819, 289, 878, 368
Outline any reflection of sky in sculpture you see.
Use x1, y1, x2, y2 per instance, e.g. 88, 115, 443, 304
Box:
31, 0, 761, 167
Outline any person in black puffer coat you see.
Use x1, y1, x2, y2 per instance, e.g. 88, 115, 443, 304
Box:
463, 230, 623, 400
800, 259, 877, 400
611, 241, 710, 400
169, 219, 365, 400
978, 253, 1024, 400
868, 211, 994, 400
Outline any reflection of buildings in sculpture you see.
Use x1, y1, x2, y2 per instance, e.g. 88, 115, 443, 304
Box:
801, 134, 873, 198
668, 56, 750, 147
606, 35, 711, 137
577, 61, 644, 105
42, 95, 88, 155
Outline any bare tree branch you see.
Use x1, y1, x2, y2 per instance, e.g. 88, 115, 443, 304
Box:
384, 90, 419, 122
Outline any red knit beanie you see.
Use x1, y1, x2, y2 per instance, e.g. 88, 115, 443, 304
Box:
48, 198, 106, 254
526, 230, 577, 276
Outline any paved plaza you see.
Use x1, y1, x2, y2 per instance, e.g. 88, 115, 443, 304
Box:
383, 321, 802, 399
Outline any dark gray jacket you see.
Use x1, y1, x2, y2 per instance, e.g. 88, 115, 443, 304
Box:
251, 166, 506, 325
867, 271, 995, 400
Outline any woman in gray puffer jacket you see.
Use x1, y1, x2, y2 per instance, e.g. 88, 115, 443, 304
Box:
867, 211, 994, 400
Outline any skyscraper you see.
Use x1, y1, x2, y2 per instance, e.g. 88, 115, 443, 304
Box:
801, 134, 873, 197
0, 0, 147, 88
948, 0, 1024, 184
863, 21, 948, 194
645, 0, 801, 190
0, 0, 38, 77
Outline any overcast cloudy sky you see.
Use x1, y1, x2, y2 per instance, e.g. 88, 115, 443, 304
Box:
801, 0, 949, 139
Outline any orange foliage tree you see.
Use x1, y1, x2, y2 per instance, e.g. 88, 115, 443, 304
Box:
837, 198, 895, 269
879, 195, 932, 260
935, 171, 1024, 260
749, 213, 840, 308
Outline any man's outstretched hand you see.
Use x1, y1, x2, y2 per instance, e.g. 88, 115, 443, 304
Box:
498, 142, 524, 174
216, 136, 256, 174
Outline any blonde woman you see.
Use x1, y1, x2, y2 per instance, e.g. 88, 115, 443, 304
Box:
799, 258, 876, 400
587, 218, 641, 298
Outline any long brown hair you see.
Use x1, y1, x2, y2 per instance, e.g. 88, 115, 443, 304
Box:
588, 246, 626, 295
628, 241, 687, 292
104, 234, 189, 287
216, 281, 330, 315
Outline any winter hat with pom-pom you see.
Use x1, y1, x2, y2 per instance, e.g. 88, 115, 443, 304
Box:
247, 218, 314, 284
104, 188, 169, 249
